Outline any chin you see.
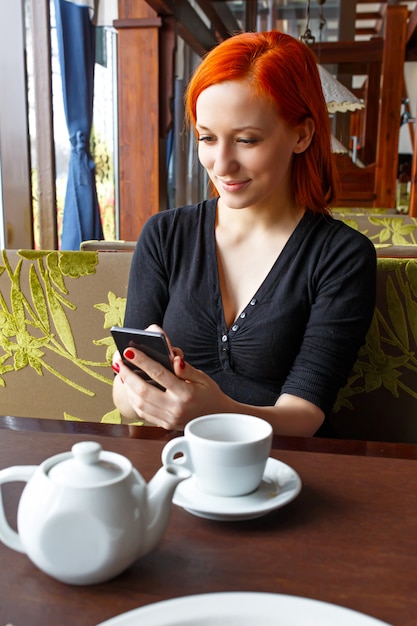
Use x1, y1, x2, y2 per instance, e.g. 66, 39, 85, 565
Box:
219, 195, 254, 211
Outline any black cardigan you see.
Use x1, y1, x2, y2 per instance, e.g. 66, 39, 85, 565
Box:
124, 198, 376, 419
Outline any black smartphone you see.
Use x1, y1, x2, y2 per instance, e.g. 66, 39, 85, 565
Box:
111, 326, 174, 387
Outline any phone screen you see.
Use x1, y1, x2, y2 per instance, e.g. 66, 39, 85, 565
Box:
111, 326, 173, 388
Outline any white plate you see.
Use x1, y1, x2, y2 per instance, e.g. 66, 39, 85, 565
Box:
96, 592, 392, 626
172, 457, 302, 521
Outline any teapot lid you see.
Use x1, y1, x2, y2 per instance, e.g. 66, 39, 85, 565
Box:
48, 442, 126, 487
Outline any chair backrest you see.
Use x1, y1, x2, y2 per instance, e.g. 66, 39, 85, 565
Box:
2, 249, 417, 441
80, 240, 137, 251
328, 256, 417, 443
335, 213, 417, 249
0, 249, 132, 424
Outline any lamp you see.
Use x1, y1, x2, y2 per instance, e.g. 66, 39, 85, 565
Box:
331, 135, 349, 154
300, 0, 365, 114
318, 65, 364, 113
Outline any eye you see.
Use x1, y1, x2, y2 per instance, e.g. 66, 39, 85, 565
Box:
197, 135, 215, 143
236, 138, 258, 145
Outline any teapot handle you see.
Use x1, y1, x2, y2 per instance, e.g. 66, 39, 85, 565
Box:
0, 466, 37, 553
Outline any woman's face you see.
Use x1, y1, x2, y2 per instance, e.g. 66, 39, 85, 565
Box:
195, 80, 312, 213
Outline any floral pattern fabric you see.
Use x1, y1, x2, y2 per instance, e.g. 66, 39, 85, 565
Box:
1, 246, 417, 440
0, 249, 133, 424
330, 257, 417, 442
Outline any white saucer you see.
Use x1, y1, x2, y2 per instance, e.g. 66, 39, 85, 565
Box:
172, 457, 302, 521
97, 592, 391, 625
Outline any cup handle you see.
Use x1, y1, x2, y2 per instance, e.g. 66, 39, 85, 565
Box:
161, 437, 194, 473
0, 465, 37, 553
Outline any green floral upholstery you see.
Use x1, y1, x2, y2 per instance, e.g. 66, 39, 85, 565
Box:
2, 248, 417, 442
335, 214, 417, 250
0, 249, 134, 424
329, 257, 417, 443
332, 208, 398, 215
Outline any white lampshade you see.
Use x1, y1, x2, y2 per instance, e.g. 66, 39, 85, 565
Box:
331, 135, 348, 154
318, 65, 365, 114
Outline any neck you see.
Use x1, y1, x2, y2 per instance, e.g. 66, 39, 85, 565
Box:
216, 199, 305, 237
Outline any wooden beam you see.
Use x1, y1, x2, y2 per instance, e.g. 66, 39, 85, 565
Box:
245, 0, 258, 32
406, 4, 417, 60
0, 0, 33, 248
355, 27, 380, 37
174, 0, 218, 55
194, 0, 230, 40
356, 13, 383, 21
145, 0, 218, 55
30, 0, 58, 249
410, 120, 417, 216
310, 39, 383, 67
116, 1, 162, 240
211, 2, 241, 36
375, 4, 408, 207
159, 15, 176, 138
408, 5, 417, 216
360, 61, 382, 165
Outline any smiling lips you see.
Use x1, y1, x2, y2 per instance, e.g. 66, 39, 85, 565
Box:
218, 179, 250, 192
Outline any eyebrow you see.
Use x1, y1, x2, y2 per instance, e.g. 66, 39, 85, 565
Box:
196, 124, 263, 132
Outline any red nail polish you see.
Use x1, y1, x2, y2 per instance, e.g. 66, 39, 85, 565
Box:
112, 363, 120, 373
180, 358, 185, 370
124, 349, 135, 360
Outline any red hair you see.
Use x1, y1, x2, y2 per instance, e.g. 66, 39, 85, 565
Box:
185, 31, 338, 212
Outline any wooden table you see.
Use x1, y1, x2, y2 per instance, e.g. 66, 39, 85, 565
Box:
1, 415, 417, 626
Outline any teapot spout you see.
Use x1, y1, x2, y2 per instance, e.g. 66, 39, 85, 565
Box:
144, 464, 191, 556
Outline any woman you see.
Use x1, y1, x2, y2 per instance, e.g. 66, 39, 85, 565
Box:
112, 30, 376, 436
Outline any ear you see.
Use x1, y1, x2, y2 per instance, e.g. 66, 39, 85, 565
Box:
293, 117, 315, 154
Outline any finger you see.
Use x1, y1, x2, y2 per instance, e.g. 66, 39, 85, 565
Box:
112, 350, 121, 365
171, 346, 184, 359
172, 356, 206, 384
146, 323, 164, 334
145, 324, 178, 359
173, 355, 187, 378
122, 372, 180, 429
123, 347, 176, 391
111, 350, 123, 375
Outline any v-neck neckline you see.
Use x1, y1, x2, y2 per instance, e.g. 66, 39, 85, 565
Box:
207, 200, 313, 329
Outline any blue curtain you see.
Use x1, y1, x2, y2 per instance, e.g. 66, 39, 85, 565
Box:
54, 0, 104, 250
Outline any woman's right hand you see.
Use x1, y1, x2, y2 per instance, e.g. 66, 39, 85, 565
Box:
112, 337, 236, 429
111, 325, 185, 423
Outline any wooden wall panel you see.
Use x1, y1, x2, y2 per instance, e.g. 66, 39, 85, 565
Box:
116, 1, 162, 240
375, 5, 408, 208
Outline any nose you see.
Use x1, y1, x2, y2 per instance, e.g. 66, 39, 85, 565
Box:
212, 142, 239, 177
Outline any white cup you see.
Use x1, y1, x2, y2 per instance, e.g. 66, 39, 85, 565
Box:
161, 413, 273, 497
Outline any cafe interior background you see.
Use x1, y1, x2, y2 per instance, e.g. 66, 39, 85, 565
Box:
0, 0, 416, 251
3, 7, 417, 624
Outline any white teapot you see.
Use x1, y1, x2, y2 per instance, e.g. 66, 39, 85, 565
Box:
0, 441, 190, 585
